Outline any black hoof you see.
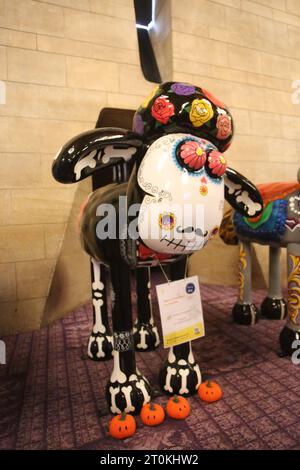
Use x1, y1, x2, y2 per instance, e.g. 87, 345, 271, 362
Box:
279, 326, 300, 356
133, 322, 160, 351
106, 373, 153, 415
87, 333, 113, 361
232, 302, 259, 325
158, 360, 201, 397
261, 297, 287, 320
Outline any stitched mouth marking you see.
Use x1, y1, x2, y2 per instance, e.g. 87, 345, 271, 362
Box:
160, 235, 206, 251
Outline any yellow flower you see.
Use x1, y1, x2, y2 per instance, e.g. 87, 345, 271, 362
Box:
142, 85, 160, 109
199, 184, 208, 196
189, 99, 214, 127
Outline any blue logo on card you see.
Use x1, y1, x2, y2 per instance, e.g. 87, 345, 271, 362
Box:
186, 283, 195, 294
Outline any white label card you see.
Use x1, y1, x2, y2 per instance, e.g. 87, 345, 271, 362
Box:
156, 275, 205, 348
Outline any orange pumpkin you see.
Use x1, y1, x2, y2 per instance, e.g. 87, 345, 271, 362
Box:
109, 411, 136, 439
140, 402, 165, 426
166, 395, 190, 420
198, 380, 223, 403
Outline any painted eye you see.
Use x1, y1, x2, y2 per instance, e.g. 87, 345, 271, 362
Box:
206, 150, 227, 178
159, 212, 176, 230
176, 140, 207, 172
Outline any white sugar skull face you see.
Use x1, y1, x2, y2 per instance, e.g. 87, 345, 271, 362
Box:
137, 133, 226, 254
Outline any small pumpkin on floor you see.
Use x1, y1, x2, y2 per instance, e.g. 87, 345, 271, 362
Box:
166, 395, 190, 420
109, 411, 136, 439
140, 402, 165, 426
198, 380, 222, 403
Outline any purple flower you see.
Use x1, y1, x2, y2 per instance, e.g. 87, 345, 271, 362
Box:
171, 83, 196, 96
133, 113, 144, 135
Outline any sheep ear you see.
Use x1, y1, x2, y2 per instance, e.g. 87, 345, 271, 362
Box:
52, 127, 144, 183
224, 167, 263, 218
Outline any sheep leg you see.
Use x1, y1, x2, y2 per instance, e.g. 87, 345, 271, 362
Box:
261, 246, 287, 320
232, 241, 259, 325
280, 243, 300, 356
134, 266, 160, 351
158, 257, 201, 396
87, 258, 113, 361
106, 261, 152, 414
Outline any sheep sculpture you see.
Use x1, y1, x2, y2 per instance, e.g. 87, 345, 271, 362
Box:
52, 82, 263, 414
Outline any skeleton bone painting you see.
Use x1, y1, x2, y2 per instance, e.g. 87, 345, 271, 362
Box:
220, 168, 300, 356
52, 82, 262, 414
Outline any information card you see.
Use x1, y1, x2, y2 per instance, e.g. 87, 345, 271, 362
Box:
156, 275, 205, 348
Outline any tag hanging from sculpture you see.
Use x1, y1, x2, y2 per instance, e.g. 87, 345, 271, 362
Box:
156, 275, 205, 348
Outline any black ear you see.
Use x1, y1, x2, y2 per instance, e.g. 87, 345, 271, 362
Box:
224, 167, 263, 218
52, 127, 144, 183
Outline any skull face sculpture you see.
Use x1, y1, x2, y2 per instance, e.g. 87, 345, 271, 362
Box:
137, 133, 225, 254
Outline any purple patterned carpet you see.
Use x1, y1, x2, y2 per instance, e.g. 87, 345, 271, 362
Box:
1, 278, 300, 450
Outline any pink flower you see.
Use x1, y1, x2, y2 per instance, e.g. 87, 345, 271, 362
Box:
216, 114, 232, 140
208, 151, 227, 177
179, 140, 207, 170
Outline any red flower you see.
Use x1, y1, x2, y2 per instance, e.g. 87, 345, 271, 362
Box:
208, 151, 227, 177
216, 114, 232, 140
151, 95, 175, 124
201, 88, 225, 109
179, 140, 206, 170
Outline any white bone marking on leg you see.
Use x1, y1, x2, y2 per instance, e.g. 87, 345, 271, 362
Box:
75, 150, 97, 181
136, 379, 151, 405
94, 292, 102, 298
109, 386, 121, 414
153, 326, 160, 346
179, 369, 189, 395
121, 385, 135, 413
178, 359, 187, 366
92, 298, 106, 334
194, 364, 202, 388
110, 351, 127, 384
168, 347, 176, 363
87, 336, 94, 358
95, 337, 105, 358
136, 368, 150, 385
91, 258, 105, 292
137, 326, 149, 350
164, 366, 176, 392
188, 347, 195, 364
129, 374, 138, 381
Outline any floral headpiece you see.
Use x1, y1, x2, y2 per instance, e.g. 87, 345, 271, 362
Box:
133, 81, 233, 153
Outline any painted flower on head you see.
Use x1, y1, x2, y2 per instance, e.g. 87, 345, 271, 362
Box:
151, 95, 175, 124
201, 88, 225, 109
208, 151, 227, 177
142, 85, 160, 108
179, 140, 206, 170
133, 113, 144, 135
199, 184, 208, 196
171, 83, 196, 96
189, 99, 213, 127
216, 114, 232, 140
